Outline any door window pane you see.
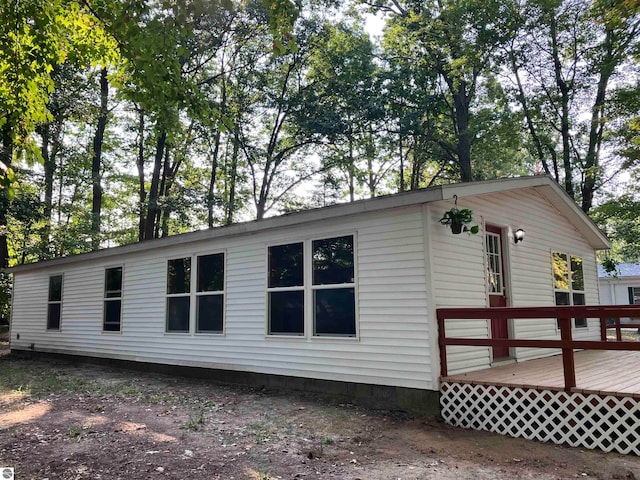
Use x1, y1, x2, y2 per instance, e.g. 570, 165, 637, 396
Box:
485, 233, 503, 294
197, 295, 224, 333
167, 258, 191, 294
269, 243, 304, 288
269, 290, 304, 335
197, 254, 224, 292
314, 288, 355, 336
167, 296, 190, 332
312, 236, 354, 285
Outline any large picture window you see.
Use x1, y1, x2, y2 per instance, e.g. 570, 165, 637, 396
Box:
267, 235, 356, 338
196, 253, 224, 333
166, 257, 191, 332
552, 252, 586, 328
47, 275, 63, 330
103, 267, 123, 332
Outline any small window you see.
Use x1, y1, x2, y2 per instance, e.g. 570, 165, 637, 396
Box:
196, 253, 224, 333
268, 243, 304, 335
103, 267, 122, 332
47, 275, 63, 330
312, 235, 356, 337
552, 252, 587, 328
167, 257, 191, 332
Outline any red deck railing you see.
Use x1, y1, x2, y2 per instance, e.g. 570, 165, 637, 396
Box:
437, 305, 640, 392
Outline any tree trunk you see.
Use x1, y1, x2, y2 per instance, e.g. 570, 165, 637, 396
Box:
550, 13, 574, 199
509, 49, 551, 176
348, 136, 355, 202
143, 130, 166, 241
136, 109, 146, 242
0, 124, 12, 268
398, 132, 404, 192
452, 82, 472, 182
91, 67, 109, 250
39, 123, 53, 257
207, 130, 222, 228
225, 131, 240, 225
581, 31, 615, 214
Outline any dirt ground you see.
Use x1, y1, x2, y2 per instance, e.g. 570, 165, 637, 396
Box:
0, 346, 639, 480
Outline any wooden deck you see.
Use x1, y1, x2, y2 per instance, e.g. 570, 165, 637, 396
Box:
443, 350, 640, 399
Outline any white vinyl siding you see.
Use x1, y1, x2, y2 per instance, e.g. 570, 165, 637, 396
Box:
10, 207, 433, 390
431, 188, 601, 374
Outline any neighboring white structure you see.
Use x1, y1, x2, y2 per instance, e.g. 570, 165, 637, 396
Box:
8, 176, 610, 400
598, 263, 640, 322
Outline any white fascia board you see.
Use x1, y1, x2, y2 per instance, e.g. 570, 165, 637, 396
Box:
439, 176, 609, 250
532, 183, 611, 250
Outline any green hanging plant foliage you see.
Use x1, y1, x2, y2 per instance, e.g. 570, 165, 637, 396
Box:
439, 208, 479, 235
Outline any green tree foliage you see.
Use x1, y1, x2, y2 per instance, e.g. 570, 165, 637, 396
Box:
1, 0, 639, 275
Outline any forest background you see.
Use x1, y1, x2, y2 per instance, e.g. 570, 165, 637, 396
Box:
0, 0, 639, 323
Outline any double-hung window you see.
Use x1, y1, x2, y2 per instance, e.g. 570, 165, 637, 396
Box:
267, 235, 356, 337
196, 253, 225, 333
552, 252, 586, 328
312, 235, 356, 336
268, 242, 304, 335
166, 257, 191, 333
47, 275, 63, 330
103, 267, 123, 332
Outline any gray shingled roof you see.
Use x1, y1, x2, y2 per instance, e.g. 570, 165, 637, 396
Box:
598, 263, 640, 278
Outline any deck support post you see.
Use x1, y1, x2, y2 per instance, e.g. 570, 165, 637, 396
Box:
558, 317, 576, 391
437, 314, 448, 377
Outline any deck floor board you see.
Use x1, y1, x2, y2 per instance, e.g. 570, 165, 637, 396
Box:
443, 350, 640, 396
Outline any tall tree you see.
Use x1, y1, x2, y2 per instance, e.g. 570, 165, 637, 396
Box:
506, 0, 640, 212
369, 0, 517, 182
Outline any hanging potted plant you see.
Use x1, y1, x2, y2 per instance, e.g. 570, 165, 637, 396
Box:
439, 207, 479, 235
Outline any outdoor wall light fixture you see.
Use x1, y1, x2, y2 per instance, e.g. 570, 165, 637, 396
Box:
514, 228, 525, 244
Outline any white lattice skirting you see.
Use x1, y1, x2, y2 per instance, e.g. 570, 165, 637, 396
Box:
440, 382, 640, 455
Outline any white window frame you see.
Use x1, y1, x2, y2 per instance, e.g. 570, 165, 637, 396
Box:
310, 234, 357, 338
102, 266, 123, 333
165, 256, 192, 334
552, 252, 587, 329
266, 233, 358, 339
46, 274, 63, 331
266, 241, 305, 337
195, 252, 226, 335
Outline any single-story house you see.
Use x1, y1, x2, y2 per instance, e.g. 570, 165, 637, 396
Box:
598, 263, 640, 323
8, 175, 610, 412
